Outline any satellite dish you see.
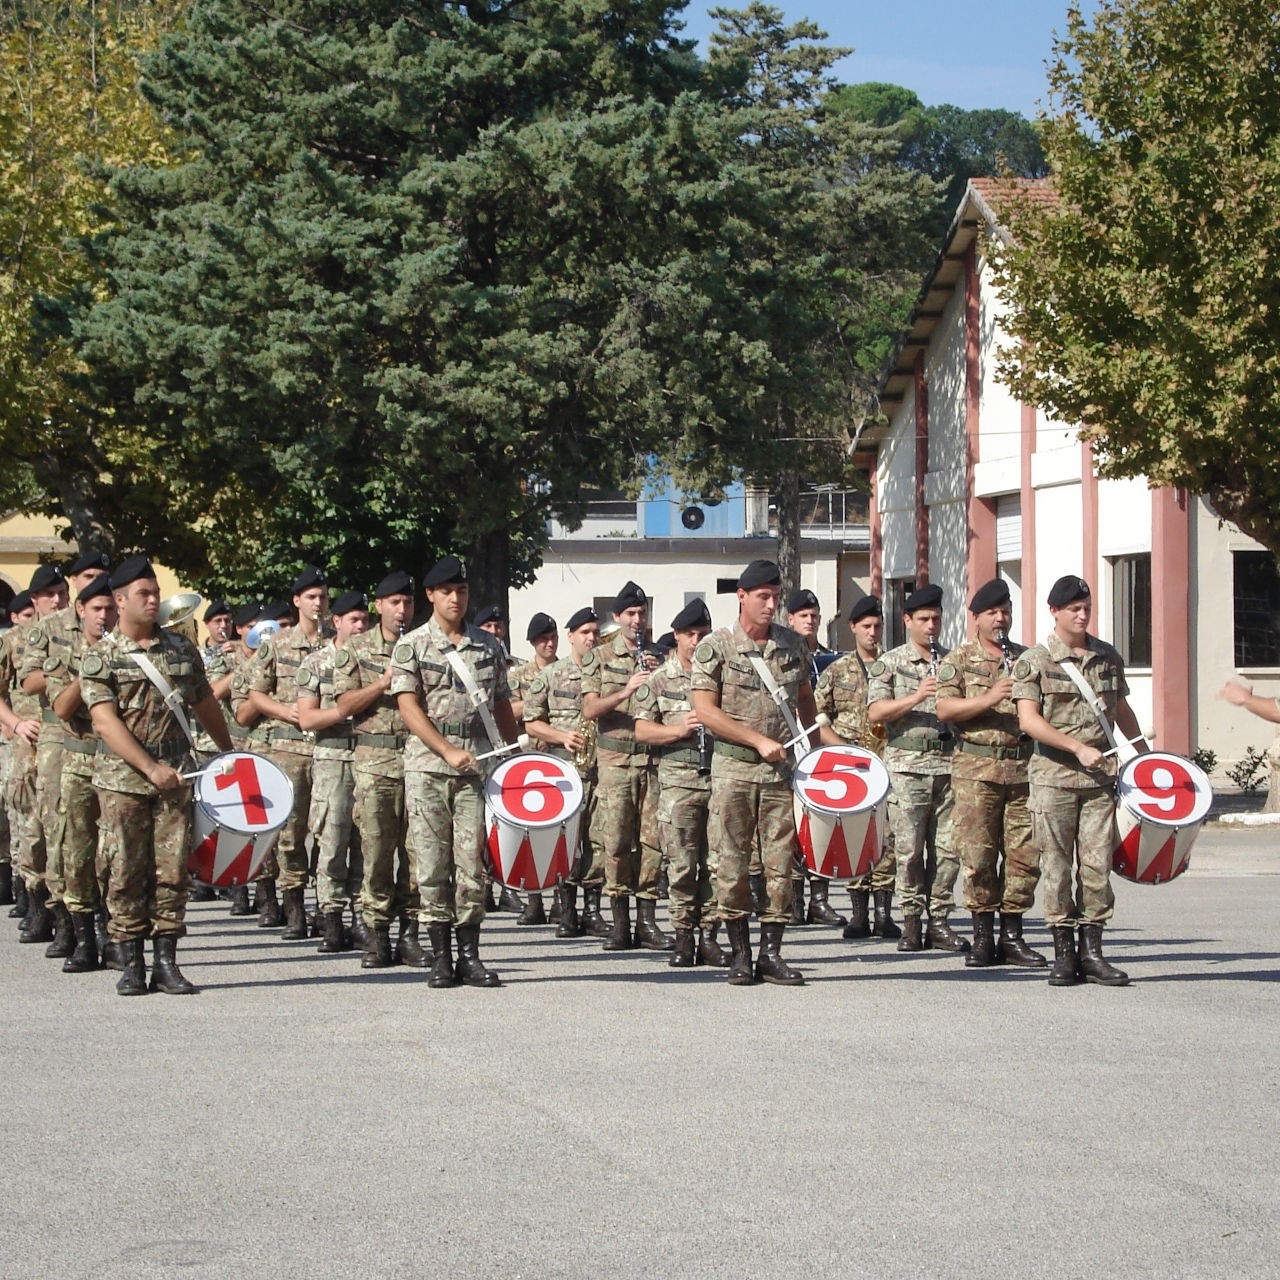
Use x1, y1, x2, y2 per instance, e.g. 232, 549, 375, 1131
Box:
681, 507, 706, 530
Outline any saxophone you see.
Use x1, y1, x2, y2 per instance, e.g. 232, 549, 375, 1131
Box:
572, 712, 597, 774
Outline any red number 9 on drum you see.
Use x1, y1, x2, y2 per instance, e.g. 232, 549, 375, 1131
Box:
799, 749, 872, 812
1129, 756, 1198, 823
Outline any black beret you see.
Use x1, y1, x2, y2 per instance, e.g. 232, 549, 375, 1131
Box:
375, 570, 414, 599
903, 583, 943, 613
77, 573, 113, 604
260, 600, 293, 623
331, 590, 367, 617
9, 591, 33, 616
737, 559, 781, 590
69, 550, 111, 577
291, 564, 326, 594
969, 578, 1011, 614
423, 555, 467, 589
1048, 575, 1091, 608
566, 607, 599, 632
671, 599, 712, 631
848, 595, 882, 623
203, 599, 231, 622
787, 588, 819, 614
526, 612, 557, 642
475, 604, 504, 626
233, 602, 262, 629
655, 631, 676, 653
612, 581, 646, 613
29, 563, 66, 593
107, 555, 155, 591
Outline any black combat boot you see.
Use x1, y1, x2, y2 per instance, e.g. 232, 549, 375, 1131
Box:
0, 862, 13, 905
149, 935, 198, 994
95, 912, 115, 966
45, 901, 75, 959
427, 923, 457, 988
188, 877, 216, 902
788, 880, 805, 926
228, 884, 252, 916
927, 914, 971, 953
755, 922, 805, 986
317, 909, 351, 954
669, 928, 696, 968
497, 885, 524, 914
20, 883, 53, 943
555, 884, 583, 938
603, 896, 633, 951
9, 874, 28, 919
965, 912, 1001, 968
871, 889, 902, 940
548, 886, 564, 926
748, 873, 768, 918
349, 905, 370, 949
280, 886, 308, 940
656, 866, 670, 900
454, 924, 501, 988
1047, 925, 1083, 986
361, 925, 395, 970
806, 879, 847, 927
115, 937, 148, 996
725, 917, 756, 986
484, 882, 498, 912
396, 918, 428, 968
255, 879, 281, 928
998, 912, 1047, 967
1078, 924, 1129, 986
699, 920, 729, 968
580, 887, 610, 937
516, 892, 546, 926
63, 912, 100, 973
897, 913, 924, 952
634, 898, 674, 951
842, 889, 872, 939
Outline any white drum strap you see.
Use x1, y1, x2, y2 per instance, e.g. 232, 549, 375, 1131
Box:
128, 651, 198, 752
444, 649, 504, 751
1057, 659, 1131, 762
746, 653, 803, 762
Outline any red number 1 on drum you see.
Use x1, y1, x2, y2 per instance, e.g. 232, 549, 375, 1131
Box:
214, 756, 269, 826
802, 750, 871, 811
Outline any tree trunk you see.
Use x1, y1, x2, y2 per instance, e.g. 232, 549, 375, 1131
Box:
466, 526, 511, 629
775, 466, 801, 613
1264, 731, 1280, 812
53, 465, 115, 557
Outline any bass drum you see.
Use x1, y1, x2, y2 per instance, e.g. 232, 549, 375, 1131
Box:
485, 752, 585, 891
188, 751, 293, 887
792, 744, 892, 880
1112, 751, 1213, 885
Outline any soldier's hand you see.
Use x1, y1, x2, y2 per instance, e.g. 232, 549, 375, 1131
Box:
148, 762, 185, 791
989, 677, 1015, 704
380, 661, 396, 689
757, 737, 786, 764
1074, 743, 1105, 769
280, 706, 301, 726
218, 641, 237, 657
445, 746, 477, 772
915, 676, 938, 701
1220, 678, 1253, 706
16, 718, 39, 746
681, 711, 701, 736
624, 670, 649, 695
564, 731, 586, 753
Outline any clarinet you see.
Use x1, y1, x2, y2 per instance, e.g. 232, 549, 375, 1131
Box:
928, 638, 953, 740
994, 627, 1014, 676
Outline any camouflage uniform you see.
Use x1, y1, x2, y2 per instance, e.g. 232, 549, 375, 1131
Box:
814, 651, 895, 893
245, 628, 325, 891
298, 641, 361, 915
331, 627, 419, 929
1011, 635, 1127, 927
935, 639, 1039, 913
79, 628, 212, 940
580, 632, 660, 899
195, 644, 243, 756
508, 659, 541, 718
228, 650, 279, 881
2, 624, 45, 892
634, 656, 713, 929
521, 656, 597, 884
867, 644, 957, 921
389, 618, 509, 927
690, 622, 808, 923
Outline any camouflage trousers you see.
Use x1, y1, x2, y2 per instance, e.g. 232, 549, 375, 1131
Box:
406, 771, 485, 927
709, 776, 796, 924
58, 760, 103, 914
848, 829, 897, 895
591, 762, 661, 900
268, 749, 313, 891
37, 735, 64, 902
657, 783, 715, 930
352, 766, 419, 928
1029, 784, 1116, 927
309, 757, 362, 913
952, 777, 1040, 914
887, 771, 958, 920
569, 775, 599, 887
0, 738, 10, 867
99, 784, 194, 940
9, 735, 43, 889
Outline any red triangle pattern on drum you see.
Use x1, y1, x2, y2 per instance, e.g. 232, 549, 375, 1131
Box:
505, 835, 540, 890
1114, 820, 1142, 880
1140, 831, 1179, 884
217, 837, 257, 887
189, 830, 220, 884
856, 815, 879, 879
545, 831, 571, 886
797, 812, 814, 869
817, 820, 854, 880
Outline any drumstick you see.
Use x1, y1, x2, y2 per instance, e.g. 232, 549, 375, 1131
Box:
475, 733, 531, 763
1102, 731, 1155, 760
780, 714, 831, 753
182, 759, 236, 780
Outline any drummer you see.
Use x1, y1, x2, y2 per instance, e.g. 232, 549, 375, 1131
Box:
1012, 575, 1148, 988
80, 555, 234, 996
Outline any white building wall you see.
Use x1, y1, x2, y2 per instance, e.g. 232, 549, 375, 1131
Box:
1030, 481, 1082, 642
977, 262, 1021, 465
878, 388, 917, 581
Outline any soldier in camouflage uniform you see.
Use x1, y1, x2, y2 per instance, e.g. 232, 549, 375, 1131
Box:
815, 594, 901, 941
81, 556, 233, 995
333, 570, 421, 970
635, 599, 724, 968
1013, 575, 1147, 987
244, 565, 329, 941
523, 606, 602, 939
581, 580, 669, 952
297, 590, 369, 955
44, 573, 117, 972
391, 555, 518, 989
0, 591, 38, 922
867, 583, 968, 955
691, 559, 817, 987
934, 579, 1045, 969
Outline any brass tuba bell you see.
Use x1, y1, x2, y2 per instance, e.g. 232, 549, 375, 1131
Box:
158, 591, 203, 644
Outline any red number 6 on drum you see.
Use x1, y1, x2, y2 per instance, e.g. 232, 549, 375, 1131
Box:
499, 757, 571, 824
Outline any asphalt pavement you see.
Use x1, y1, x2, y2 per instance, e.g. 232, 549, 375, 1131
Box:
3, 825, 1278, 1279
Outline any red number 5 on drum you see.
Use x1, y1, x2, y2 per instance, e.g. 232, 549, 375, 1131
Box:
799, 749, 872, 811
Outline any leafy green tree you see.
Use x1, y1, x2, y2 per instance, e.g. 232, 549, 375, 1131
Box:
992, 0, 1280, 556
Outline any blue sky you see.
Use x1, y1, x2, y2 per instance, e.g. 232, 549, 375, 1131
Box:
678, 0, 1098, 118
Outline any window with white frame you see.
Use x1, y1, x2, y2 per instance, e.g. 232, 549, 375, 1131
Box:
1109, 553, 1151, 668
1233, 550, 1280, 668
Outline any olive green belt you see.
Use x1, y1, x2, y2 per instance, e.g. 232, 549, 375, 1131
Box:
42, 709, 61, 726
888, 736, 953, 755
659, 746, 701, 765
598, 734, 649, 757
315, 734, 356, 750
62, 737, 98, 756
957, 740, 1032, 762
1035, 743, 1087, 767
357, 731, 406, 749
713, 740, 760, 763
272, 724, 311, 742
437, 721, 473, 738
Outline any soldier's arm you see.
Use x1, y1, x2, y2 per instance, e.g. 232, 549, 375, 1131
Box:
691, 689, 784, 762
192, 694, 234, 753
20, 669, 47, 696
525, 717, 582, 751
210, 673, 234, 701
582, 675, 646, 722
396, 691, 475, 772
296, 695, 349, 734
52, 678, 84, 722
247, 687, 301, 725
1015, 698, 1104, 768
1219, 678, 1280, 724
493, 697, 520, 745
89, 700, 185, 790
867, 682, 932, 724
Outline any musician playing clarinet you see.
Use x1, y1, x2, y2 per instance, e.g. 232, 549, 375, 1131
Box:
934, 579, 1044, 970
866, 584, 967, 955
